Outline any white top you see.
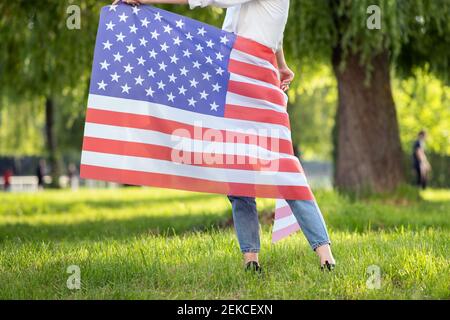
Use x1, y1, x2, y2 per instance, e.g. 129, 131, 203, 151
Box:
188, 0, 290, 51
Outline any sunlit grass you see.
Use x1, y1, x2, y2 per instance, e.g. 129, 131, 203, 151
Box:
0, 188, 448, 299
422, 189, 450, 202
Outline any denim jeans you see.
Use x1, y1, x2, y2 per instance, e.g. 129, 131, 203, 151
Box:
228, 196, 331, 252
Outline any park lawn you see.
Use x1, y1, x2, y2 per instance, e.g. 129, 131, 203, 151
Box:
0, 187, 448, 299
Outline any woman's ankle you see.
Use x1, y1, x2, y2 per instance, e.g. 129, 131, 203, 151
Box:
244, 252, 259, 264
315, 244, 335, 265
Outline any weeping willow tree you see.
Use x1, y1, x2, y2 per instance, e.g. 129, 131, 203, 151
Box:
0, 1, 103, 184
284, 0, 449, 193
0, 1, 223, 183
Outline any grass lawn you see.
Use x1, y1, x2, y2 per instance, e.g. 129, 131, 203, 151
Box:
0, 187, 448, 299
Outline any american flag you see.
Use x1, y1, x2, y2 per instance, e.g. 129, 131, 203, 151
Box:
81, 4, 312, 241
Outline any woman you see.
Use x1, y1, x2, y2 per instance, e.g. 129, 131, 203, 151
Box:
113, 0, 336, 272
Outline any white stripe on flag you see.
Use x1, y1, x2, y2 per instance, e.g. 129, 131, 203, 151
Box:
81, 151, 308, 186
225, 92, 286, 113
229, 72, 286, 96
272, 214, 299, 232
229, 73, 289, 108
88, 94, 291, 140
272, 198, 301, 242
84, 122, 298, 161
230, 49, 279, 75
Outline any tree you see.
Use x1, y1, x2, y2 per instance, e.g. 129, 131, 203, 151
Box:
0, 1, 223, 184
0, 1, 103, 184
284, 0, 449, 193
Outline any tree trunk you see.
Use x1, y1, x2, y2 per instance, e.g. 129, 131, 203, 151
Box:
45, 96, 62, 187
332, 50, 405, 193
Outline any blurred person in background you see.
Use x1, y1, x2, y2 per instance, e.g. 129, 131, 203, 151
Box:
68, 163, 79, 190
412, 130, 431, 189
36, 159, 46, 190
3, 167, 13, 192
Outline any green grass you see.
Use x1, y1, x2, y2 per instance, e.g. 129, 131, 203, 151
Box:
0, 187, 449, 299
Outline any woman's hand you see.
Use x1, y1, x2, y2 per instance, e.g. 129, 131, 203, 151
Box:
275, 48, 294, 92
279, 66, 294, 92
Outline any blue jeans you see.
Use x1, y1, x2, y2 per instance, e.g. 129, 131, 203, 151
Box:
228, 196, 331, 253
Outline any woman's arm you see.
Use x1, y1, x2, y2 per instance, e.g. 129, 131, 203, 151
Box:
113, 0, 188, 5
186, 0, 255, 8
276, 47, 294, 92
113, 0, 254, 8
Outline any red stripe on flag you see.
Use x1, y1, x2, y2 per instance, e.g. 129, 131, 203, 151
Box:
233, 36, 278, 68
227, 81, 286, 107
275, 204, 294, 219
228, 59, 280, 87
82, 137, 302, 173
80, 164, 314, 200
86, 108, 294, 155
225, 104, 290, 129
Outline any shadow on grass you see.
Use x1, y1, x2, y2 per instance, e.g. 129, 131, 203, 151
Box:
0, 209, 232, 242
2, 192, 221, 216
3, 203, 447, 244
79, 193, 220, 210
1, 190, 448, 243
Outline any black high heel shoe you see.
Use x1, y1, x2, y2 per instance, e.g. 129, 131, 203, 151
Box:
245, 261, 262, 273
320, 261, 335, 271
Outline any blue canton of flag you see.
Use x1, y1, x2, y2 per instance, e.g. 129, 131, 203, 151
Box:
90, 4, 236, 117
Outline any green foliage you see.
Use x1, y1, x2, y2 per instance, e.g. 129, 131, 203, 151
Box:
0, 187, 449, 299
284, 0, 450, 82
0, 97, 44, 155
284, 0, 336, 64
0, 0, 104, 155
0, 1, 99, 96
288, 65, 337, 160
394, 69, 450, 155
